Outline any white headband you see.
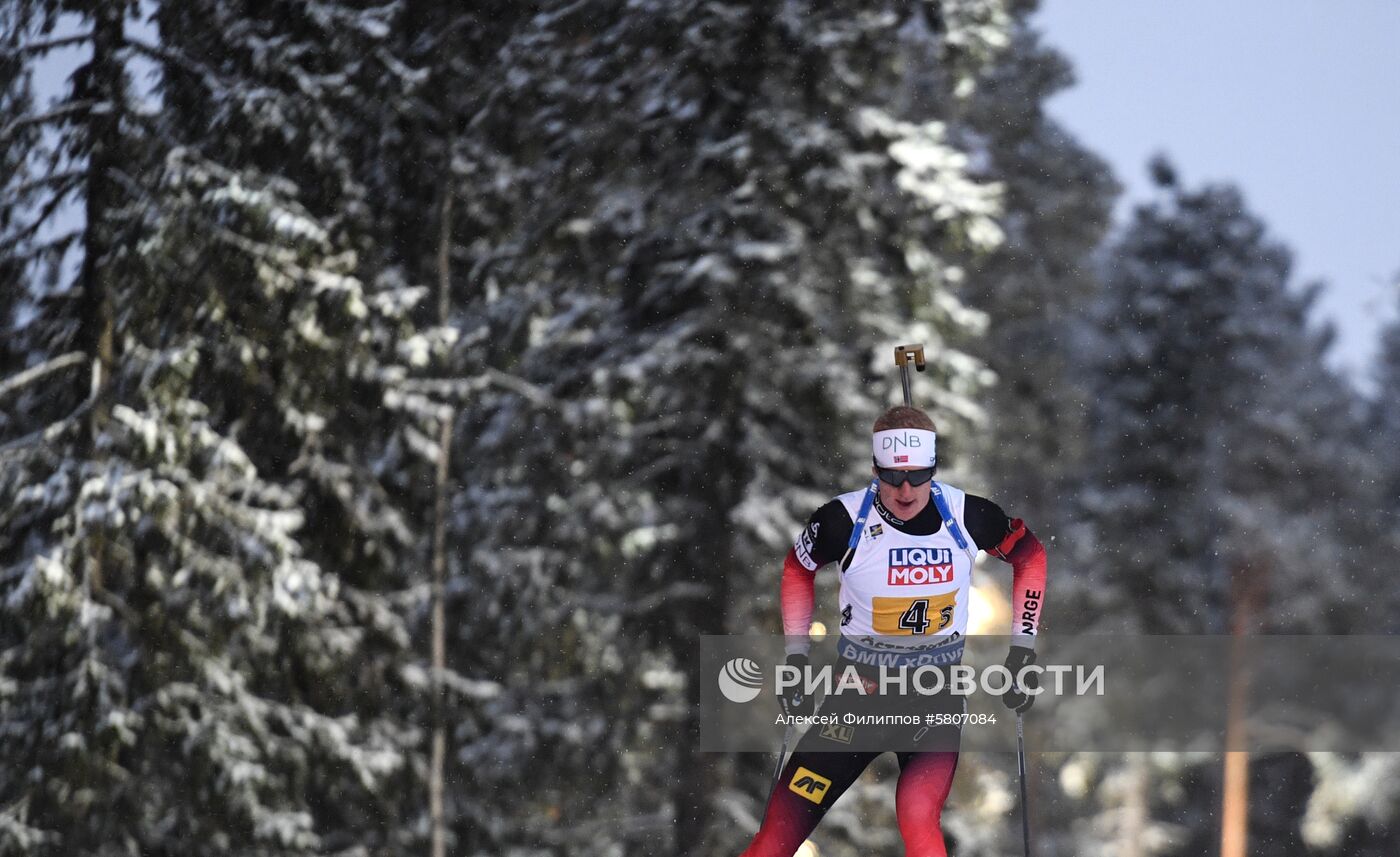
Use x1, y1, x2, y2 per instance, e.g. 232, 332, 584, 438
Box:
872, 429, 936, 469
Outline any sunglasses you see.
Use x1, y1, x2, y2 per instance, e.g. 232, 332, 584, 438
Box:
875, 466, 935, 487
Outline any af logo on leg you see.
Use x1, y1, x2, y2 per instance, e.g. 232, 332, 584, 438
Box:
788, 766, 833, 804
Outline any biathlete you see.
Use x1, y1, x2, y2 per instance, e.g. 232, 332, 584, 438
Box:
738, 405, 1048, 857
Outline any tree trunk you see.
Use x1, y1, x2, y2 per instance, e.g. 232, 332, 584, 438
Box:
79, 0, 125, 597
1118, 755, 1147, 857
1221, 560, 1266, 857
429, 187, 454, 857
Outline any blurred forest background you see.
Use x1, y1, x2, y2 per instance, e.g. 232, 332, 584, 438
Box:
2, 1, 1399, 855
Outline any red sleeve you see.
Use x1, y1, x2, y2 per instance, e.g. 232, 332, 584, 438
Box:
989, 519, 1047, 645
781, 547, 817, 655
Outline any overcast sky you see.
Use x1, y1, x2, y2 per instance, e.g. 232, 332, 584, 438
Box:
1034, 0, 1400, 384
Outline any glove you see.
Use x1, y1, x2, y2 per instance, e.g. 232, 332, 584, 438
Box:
778, 653, 815, 719
1002, 645, 1038, 714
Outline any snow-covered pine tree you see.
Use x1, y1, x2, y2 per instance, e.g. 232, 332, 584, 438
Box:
152, 2, 467, 852
436, 3, 1012, 854
1373, 289, 1400, 530
949, 0, 1119, 528
0, 12, 41, 431
1077, 160, 1370, 634
2, 3, 159, 845
296, 7, 533, 853
1278, 288, 1400, 857
1366, 291, 1400, 639
1064, 161, 1386, 857
1, 2, 436, 853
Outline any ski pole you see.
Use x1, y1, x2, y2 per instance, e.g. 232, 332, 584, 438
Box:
1017, 710, 1032, 857
764, 723, 795, 818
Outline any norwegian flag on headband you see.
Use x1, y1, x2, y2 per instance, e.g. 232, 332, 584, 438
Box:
894, 455, 908, 463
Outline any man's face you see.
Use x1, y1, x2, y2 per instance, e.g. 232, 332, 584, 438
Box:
874, 466, 932, 521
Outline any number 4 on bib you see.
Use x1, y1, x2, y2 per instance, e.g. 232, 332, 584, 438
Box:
872, 593, 957, 636
899, 599, 930, 634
